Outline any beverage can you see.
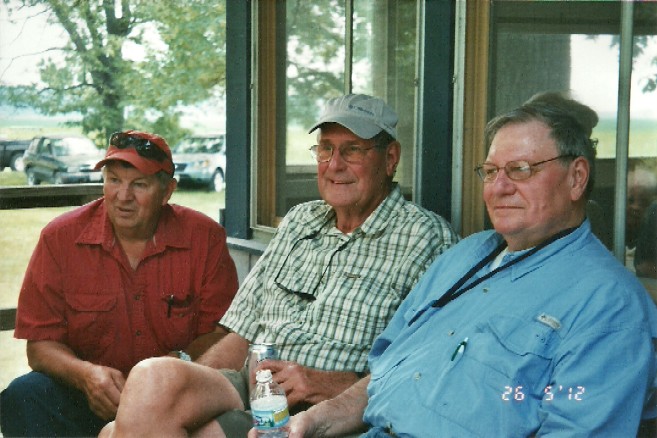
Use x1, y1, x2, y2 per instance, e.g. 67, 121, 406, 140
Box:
248, 343, 279, 391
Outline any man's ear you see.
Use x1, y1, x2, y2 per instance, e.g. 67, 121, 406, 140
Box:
385, 141, 401, 177
162, 178, 178, 206
569, 157, 589, 201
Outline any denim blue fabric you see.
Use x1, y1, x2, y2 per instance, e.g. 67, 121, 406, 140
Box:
1, 371, 107, 437
363, 220, 657, 436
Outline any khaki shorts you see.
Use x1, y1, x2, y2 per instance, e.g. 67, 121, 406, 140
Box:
215, 367, 252, 438
215, 367, 363, 438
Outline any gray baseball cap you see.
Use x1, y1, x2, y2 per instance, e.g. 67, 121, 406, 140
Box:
308, 94, 398, 139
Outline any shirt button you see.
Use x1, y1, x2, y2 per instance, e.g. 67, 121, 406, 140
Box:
413, 372, 421, 381
136, 330, 142, 336
482, 287, 489, 293
134, 294, 141, 300
448, 330, 455, 336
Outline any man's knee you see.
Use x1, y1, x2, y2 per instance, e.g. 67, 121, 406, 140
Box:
124, 357, 187, 397
117, 356, 201, 422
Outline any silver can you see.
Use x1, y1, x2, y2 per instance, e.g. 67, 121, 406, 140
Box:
247, 343, 279, 392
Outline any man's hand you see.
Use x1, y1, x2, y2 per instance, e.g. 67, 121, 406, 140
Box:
79, 362, 126, 420
258, 360, 361, 407
247, 411, 323, 438
27, 340, 127, 420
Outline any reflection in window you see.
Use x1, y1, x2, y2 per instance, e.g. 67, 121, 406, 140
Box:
51, 138, 99, 156
258, 0, 420, 226
488, 1, 657, 295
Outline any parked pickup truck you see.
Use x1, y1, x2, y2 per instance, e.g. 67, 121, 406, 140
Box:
0, 139, 30, 171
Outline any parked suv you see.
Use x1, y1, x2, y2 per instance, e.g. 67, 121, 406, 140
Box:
172, 134, 226, 191
23, 135, 104, 185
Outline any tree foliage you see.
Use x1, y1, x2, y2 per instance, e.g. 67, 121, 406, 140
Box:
1, 0, 226, 146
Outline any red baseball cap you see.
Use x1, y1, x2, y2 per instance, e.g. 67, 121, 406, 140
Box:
95, 130, 174, 176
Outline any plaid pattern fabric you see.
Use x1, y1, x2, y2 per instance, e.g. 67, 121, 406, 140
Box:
220, 185, 458, 372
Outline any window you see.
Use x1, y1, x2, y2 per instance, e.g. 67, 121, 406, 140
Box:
253, 0, 419, 229
461, 1, 657, 294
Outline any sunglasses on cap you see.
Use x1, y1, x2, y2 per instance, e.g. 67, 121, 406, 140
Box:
109, 132, 169, 162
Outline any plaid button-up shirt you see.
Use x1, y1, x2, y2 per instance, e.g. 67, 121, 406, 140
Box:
220, 185, 458, 373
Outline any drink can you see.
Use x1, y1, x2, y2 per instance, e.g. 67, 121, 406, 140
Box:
248, 343, 279, 391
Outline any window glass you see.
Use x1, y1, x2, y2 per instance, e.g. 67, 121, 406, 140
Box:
285, 0, 346, 167
352, 0, 417, 198
489, 1, 657, 296
260, 0, 419, 226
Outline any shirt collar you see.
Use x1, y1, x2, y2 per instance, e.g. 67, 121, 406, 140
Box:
76, 200, 189, 252
298, 184, 404, 237
482, 219, 590, 281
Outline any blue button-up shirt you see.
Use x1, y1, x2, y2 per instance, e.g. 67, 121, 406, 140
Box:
364, 220, 657, 437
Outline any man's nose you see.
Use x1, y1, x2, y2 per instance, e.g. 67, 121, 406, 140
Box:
117, 184, 134, 200
326, 149, 348, 170
489, 169, 516, 193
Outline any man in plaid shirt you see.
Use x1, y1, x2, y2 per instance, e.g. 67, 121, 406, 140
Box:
100, 94, 458, 438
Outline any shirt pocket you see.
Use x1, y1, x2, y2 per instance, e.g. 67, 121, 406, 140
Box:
158, 292, 200, 348
416, 315, 559, 436
468, 315, 559, 391
65, 293, 117, 357
311, 269, 402, 348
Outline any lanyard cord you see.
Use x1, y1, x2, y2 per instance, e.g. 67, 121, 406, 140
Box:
408, 226, 578, 326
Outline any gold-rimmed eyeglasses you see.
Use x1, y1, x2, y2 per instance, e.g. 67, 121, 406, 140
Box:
309, 144, 375, 164
474, 154, 577, 183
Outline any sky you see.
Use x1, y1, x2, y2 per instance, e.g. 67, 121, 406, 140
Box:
0, 2, 224, 132
570, 34, 657, 120
1, 2, 656, 121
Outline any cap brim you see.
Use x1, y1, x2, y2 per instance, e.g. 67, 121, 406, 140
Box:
308, 116, 383, 140
94, 148, 170, 175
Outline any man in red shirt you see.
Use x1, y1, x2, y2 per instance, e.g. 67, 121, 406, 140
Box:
0, 130, 238, 437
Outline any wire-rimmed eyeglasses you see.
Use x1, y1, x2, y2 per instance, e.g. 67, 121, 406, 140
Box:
274, 233, 351, 301
474, 154, 577, 183
309, 144, 375, 164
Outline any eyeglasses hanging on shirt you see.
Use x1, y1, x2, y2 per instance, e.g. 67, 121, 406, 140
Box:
274, 228, 352, 301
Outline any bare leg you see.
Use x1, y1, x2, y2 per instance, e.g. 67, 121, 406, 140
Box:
99, 357, 243, 437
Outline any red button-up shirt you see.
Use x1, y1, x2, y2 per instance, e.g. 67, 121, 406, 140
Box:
15, 199, 238, 375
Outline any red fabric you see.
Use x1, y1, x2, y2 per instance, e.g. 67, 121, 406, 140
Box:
96, 130, 174, 176
14, 199, 238, 375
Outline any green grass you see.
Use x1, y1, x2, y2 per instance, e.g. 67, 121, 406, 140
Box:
0, 170, 225, 309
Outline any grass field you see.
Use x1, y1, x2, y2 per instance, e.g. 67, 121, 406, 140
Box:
0, 169, 226, 392
0, 170, 225, 308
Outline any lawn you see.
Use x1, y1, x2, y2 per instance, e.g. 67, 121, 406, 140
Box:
0, 169, 227, 391
0, 170, 225, 309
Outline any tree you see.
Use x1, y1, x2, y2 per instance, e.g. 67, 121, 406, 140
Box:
1, 0, 226, 145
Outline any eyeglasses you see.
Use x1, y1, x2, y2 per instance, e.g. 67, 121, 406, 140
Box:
274, 232, 351, 301
309, 144, 375, 164
110, 132, 169, 162
474, 154, 577, 183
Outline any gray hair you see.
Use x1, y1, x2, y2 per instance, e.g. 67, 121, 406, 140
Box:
484, 91, 598, 198
371, 129, 397, 149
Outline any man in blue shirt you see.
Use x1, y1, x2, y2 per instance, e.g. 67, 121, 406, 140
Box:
281, 92, 657, 437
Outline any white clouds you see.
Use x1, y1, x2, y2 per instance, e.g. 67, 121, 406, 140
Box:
571, 35, 657, 119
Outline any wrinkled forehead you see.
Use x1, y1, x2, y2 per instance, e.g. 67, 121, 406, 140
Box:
486, 120, 557, 162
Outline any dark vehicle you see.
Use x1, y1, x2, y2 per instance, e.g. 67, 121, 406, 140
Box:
23, 135, 104, 185
0, 139, 30, 171
172, 134, 226, 192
